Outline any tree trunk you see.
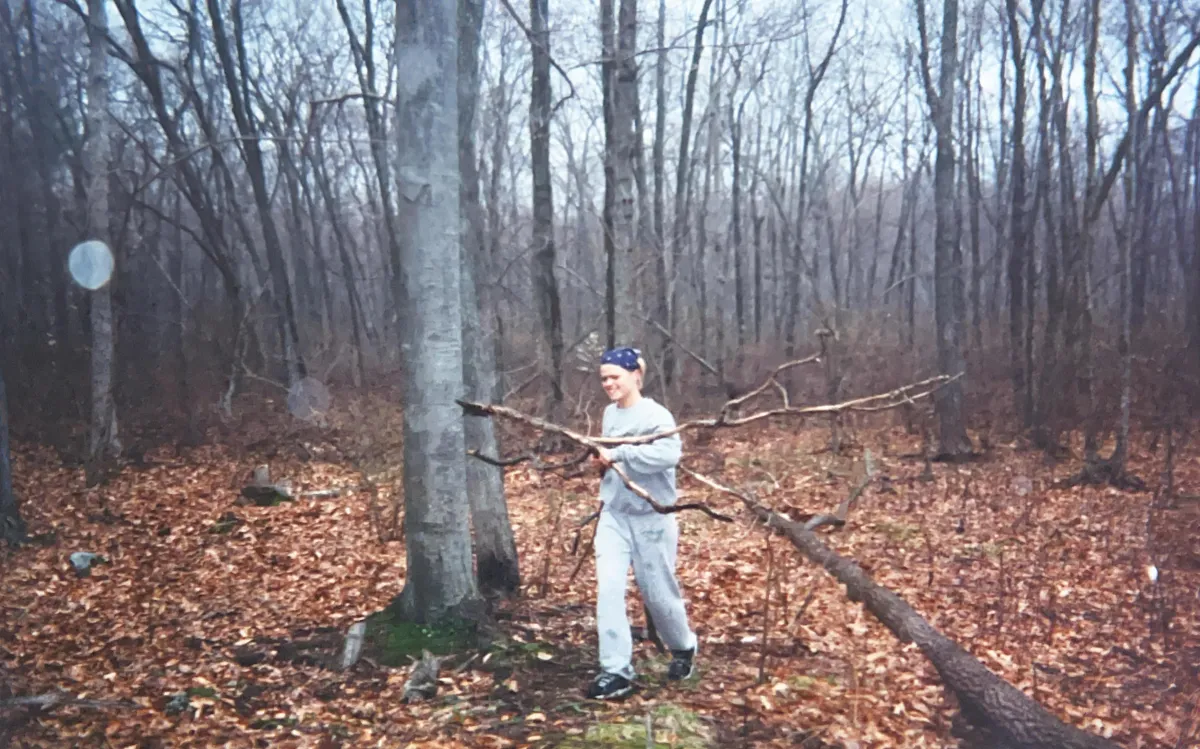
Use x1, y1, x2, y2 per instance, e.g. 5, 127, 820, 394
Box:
461, 0, 519, 597
0, 365, 23, 546
664, 0, 715, 384
392, 0, 481, 623
608, 0, 639, 346
312, 134, 367, 387
84, 0, 121, 486
1110, 0, 1138, 475
783, 0, 847, 355
206, 0, 306, 387
1080, 0, 1102, 465
484, 56, 509, 397
755, 507, 1120, 749
918, 0, 972, 459
652, 0, 669, 389
334, 0, 404, 338
529, 0, 565, 406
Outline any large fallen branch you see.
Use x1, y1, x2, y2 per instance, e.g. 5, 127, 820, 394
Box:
692, 471, 1120, 749
460, 369, 955, 447
459, 362, 953, 523
457, 357, 1117, 746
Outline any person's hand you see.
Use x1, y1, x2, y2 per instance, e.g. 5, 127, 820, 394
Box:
593, 446, 615, 468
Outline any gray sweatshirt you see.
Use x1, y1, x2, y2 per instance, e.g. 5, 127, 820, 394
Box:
599, 398, 682, 515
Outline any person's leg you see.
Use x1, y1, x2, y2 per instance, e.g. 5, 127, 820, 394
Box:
629, 513, 697, 656
594, 510, 635, 681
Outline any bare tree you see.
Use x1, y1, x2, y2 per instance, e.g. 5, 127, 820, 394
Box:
1110, 0, 1139, 477
0, 365, 22, 546
206, 0, 307, 387
916, 0, 972, 459
334, 0, 404, 327
1004, 0, 1032, 428
663, 0, 715, 386
461, 0, 520, 597
602, 0, 640, 347
528, 0, 565, 407
392, 0, 481, 623
782, 0, 847, 356
84, 0, 121, 485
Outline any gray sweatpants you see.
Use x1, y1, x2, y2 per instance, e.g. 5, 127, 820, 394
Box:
595, 509, 697, 679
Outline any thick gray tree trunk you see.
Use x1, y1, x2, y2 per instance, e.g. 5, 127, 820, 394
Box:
605, 0, 639, 346
0, 366, 23, 546
918, 0, 972, 459
460, 0, 520, 598
392, 0, 482, 623
84, 0, 120, 486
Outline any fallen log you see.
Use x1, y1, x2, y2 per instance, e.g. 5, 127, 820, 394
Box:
694, 471, 1120, 749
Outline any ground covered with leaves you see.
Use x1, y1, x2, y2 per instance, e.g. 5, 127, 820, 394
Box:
2, 391, 1198, 748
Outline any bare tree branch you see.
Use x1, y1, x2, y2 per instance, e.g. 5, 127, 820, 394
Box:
458, 372, 956, 447
496, 0, 578, 116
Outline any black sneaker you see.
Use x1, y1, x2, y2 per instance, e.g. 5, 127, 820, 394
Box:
667, 648, 695, 681
586, 672, 634, 700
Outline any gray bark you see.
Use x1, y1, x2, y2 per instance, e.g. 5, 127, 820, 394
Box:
606, 0, 639, 346
1111, 0, 1138, 474
85, 0, 120, 486
461, 0, 519, 597
1004, 0, 1032, 428
392, 0, 482, 623
529, 0, 565, 405
0, 366, 23, 546
652, 0, 668, 373
917, 0, 972, 458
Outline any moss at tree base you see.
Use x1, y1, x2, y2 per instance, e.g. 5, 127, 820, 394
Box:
362, 602, 480, 667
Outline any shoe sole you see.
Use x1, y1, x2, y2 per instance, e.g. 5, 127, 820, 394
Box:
667, 663, 695, 681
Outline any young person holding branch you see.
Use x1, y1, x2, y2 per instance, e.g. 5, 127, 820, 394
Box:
586, 346, 698, 700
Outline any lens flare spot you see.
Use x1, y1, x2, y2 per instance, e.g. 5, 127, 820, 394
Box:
68, 240, 114, 290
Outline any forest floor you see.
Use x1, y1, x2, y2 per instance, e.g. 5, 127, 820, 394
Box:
2, 386, 1199, 748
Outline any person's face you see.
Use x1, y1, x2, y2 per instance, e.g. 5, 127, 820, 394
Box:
600, 363, 640, 403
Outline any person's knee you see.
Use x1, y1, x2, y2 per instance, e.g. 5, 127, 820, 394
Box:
596, 572, 627, 600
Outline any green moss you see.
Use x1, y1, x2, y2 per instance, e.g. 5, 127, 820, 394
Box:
788, 675, 818, 692
363, 606, 476, 666
558, 704, 713, 748
876, 520, 921, 545
186, 686, 218, 698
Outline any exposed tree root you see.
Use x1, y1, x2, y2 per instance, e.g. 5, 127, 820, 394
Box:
1056, 458, 1147, 491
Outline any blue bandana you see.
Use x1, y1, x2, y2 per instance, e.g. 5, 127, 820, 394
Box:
600, 346, 641, 371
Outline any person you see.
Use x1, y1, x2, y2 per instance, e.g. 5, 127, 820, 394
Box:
585, 346, 698, 700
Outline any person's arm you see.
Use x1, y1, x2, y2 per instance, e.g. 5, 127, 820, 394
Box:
609, 410, 681, 473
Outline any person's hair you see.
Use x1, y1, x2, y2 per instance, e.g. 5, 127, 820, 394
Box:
634, 356, 646, 387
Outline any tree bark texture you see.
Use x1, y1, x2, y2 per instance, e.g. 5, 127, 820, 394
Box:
461, 0, 520, 597
85, 0, 120, 485
393, 0, 481, 623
